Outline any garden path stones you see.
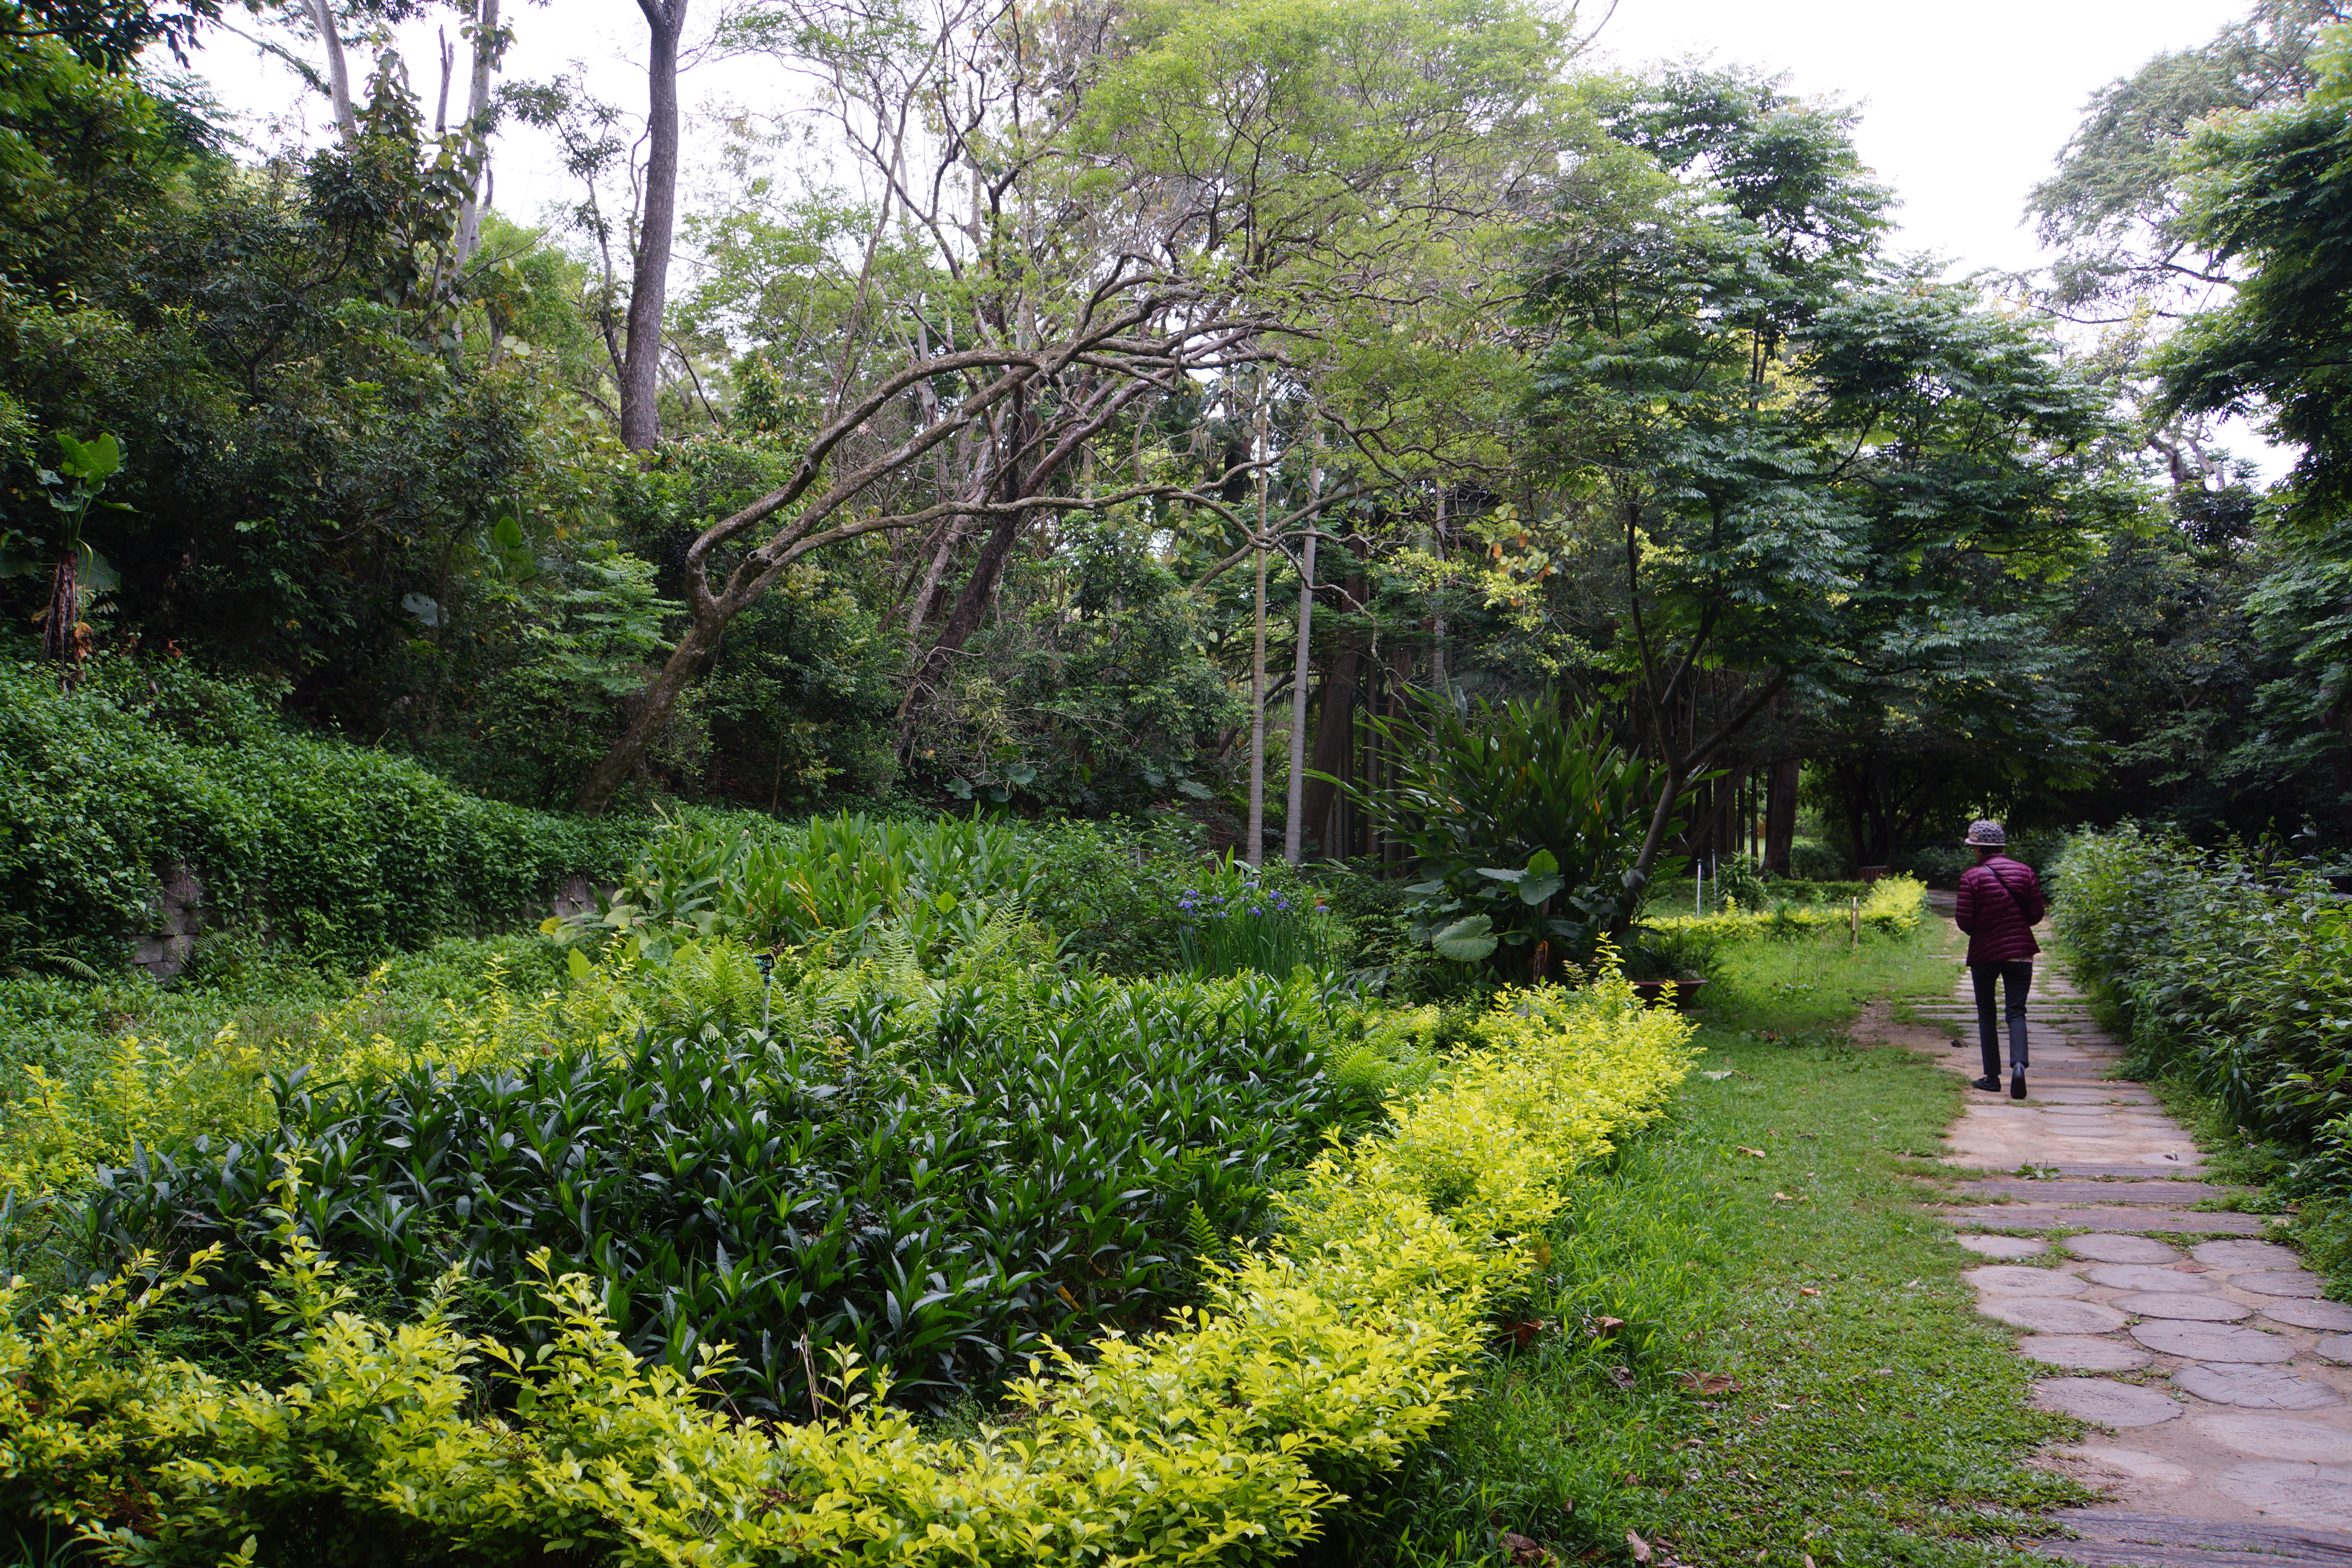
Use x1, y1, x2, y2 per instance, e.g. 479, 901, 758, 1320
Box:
2021, 1335, 2153, 1372
2262, 1300, 2352, 1332
2087, 1264, 2212, 1291
2212, 1462, 2352, 1528
2113, 1292, 2254, 1323
1968, 1265, 2089, 1296
1985, 1297, 2132, 1334
2173, 1365, 2344, 1410
2068, 1234, 2185, 1265
2192, 1416, 2352, 1461
2132, 1321, 2298, 1362
2196, 1241, 2304, 1270
1896, 954, 2352, 1546
2034, 1377, 2184, 1427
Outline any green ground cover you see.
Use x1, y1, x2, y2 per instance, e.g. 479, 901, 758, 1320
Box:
1310, 920, 2089, 1566
0, 800, 2094, 1566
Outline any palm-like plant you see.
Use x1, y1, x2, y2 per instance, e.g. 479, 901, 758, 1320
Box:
1321, 694, 1686, 979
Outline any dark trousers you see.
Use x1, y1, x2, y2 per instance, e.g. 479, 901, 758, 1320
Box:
1971, 961, 2033, 1077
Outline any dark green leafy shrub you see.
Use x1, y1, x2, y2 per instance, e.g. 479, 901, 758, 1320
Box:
1889, 843, 1970, 887
1787, 838, 1848, 880
2055, 824, 2352, 1187
0, 657, 647, 966
1321, 695, 1679, 979
70, 971, 1363, 1416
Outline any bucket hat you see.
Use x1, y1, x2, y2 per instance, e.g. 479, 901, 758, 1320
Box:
1964, 819, 2005, 847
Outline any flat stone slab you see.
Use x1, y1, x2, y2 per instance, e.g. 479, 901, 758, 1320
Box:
1985, 1297, 2131, 1334
2113, 1292, 2254, 1322
2045, 1506, 2352, 1561
2069, 1235, 2187, 1265
2192, 1416, 2352, 1462
2195, 1240, 2304, 1270
2022, 1335, 2154, 1372
2236, 1270, 2328, 1299
2054, 1445, 2195, 1488
2133, 1321, 2296, 1362
1953, 1180, 2239, 1205
2087, 1264, 2212, 1292
1945, 1207, 2269, 1234
2317, 1336, 2352, 1365
2263, 1300, 2352, 1332
2174, 1364, 2345, 1410
2034, 1377, 2183, 1427
1958, 1234, 2048, 1259
1969, 1265, 2090, 1297
2214, 1461, 2352, 1529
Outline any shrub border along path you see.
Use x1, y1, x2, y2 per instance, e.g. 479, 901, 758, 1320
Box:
1, 978, 1697, 1565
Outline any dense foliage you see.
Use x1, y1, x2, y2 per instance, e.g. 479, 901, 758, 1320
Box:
71, 969, 1363, 1416
2054, 824, 2352, 1187
0, 660, 645, 967
0, 978, 1697, 1566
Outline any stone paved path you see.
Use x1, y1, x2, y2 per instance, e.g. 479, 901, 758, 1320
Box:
1893, 944, 2352, 1566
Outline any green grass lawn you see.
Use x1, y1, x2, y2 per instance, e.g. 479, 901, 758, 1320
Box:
1304, 924, 2089, 1566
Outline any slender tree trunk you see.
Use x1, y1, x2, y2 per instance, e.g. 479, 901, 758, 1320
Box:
453, 0, 501, 264
1281, 532, 1318, 865
622, 0, 690, 452
308, 0, 357, 140
1429, 486, 1448, 694
1245, 390, 1270, 867
1299, 633, 1357, 857
1764, 757, 1800, 874
1247, 543, 1269, 867
41, 550, 85, 686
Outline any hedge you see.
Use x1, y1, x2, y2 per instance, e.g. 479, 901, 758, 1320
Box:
0, 658, 648, 965
1644, 875, 1926, 944
0, 976, 1698, 1565
2053, 824, 2352, 1185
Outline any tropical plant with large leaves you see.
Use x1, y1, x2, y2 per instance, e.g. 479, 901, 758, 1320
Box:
1320, 694, 1684, 979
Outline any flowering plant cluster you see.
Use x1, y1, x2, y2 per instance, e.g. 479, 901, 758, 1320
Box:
1176, 857, 1339, 977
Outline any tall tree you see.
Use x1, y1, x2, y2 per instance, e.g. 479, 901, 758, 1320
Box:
572, 0, 1568, 812
621, 0, 690, 451
1516, 69, 2111, 914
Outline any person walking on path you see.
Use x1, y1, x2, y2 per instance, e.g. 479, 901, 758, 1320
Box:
1953, 819, 2047, 1100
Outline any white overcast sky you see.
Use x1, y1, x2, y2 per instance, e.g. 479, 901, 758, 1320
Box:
189, 0, 2285, 468
193, 0, 2246, 272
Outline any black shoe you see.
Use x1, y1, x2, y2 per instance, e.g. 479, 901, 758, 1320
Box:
1972, 1075, 2000, 1092
2011, 1074, 2027, 1100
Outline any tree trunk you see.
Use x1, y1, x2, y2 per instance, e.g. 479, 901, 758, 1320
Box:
571, 611, 720, 811
1299, 626, 1358, 860
1244, 389, 1270, 868
621, 0, 690, 452
1764, 757, 1800, 874
896, 507, 1023, 751
1245, 540, 1269, 867
40, 549, 85, 686
453, 0, 501, 264
1281, 526, 1317, 865
307, 0, 358, 141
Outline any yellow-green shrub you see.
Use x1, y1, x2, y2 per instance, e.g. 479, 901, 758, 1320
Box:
0, 976, 1697, 1566
0, 942, 782, 1202
1645, 874, 1924, 944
